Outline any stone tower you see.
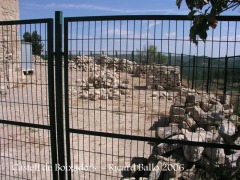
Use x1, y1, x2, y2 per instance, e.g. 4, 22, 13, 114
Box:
0, 0, 23, 93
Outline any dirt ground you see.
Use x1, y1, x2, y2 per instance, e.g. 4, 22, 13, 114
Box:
0, 63, 174, 179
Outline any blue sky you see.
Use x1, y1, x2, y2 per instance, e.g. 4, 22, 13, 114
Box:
19, 0, 240, 57
20, 0, 190, 19
19, 0, 239, 19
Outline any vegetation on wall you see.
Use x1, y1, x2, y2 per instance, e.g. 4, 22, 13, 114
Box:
23, 31, 44, 56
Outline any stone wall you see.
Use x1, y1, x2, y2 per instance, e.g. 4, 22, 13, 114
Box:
71, 55, 181, 91
146, 65, 181, 90
0, 0, 22, 93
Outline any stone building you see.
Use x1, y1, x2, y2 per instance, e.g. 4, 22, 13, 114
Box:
0, 0, 23, 93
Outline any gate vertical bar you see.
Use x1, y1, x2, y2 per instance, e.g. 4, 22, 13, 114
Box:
168, 53, 171, 65
64, 18, 71, 180
207, 57, 211, 93
180, 53, 183, 84
55, 11, 66, 180
192, 55, 196, 89
47, 19, 58, 180
224, 55, 228, 96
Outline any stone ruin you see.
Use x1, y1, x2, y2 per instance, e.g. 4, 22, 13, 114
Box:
146, 65, 181, 91
71, 55, 240, 179
69, 55, 136, 74
0, 0, 25, 94
75, 70, 131, 101
96, 55, 135, 74
0, 30, 23, 94
122, 88, 240, 179
71, 55, 182, 91
69, 55, 97, 72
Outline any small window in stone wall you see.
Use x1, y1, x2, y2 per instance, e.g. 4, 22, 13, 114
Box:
21, 42, 34, 75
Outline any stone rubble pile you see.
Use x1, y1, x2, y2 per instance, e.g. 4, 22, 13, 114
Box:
123, 88, 240, 180
70, 55, 99, 72
75, 70, 131, 101
72, 55, 181, 90
146, 65, 181, 90
131, 64, 147, 77
95, 55, 136, 73
71, 55, 137, 73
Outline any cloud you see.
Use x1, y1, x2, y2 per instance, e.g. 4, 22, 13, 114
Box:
22, 2, 188, 15
164, 32, 176, 38
105, 28, 149, 39
211, 35, 240, 41
148, 21, 161, 29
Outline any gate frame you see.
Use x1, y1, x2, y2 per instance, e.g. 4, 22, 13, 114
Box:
0, 18, 58, 179
1, 12, 240, 180
63, 13, 240, 180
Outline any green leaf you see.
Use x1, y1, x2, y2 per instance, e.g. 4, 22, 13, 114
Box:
185, 0, 195, 10
176, 0, 182, 9
188, 10, 197, 18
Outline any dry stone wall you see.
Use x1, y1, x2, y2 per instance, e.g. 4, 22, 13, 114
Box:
146, 65, 181, 90
0, 0, 22, 94
71, 55, 136, 74
75, 69, 131, 101
72, 55, 181, 90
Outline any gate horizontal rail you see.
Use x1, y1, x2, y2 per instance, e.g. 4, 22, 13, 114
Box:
69, 129, 240, 149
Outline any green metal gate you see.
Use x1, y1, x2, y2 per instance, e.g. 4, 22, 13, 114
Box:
0, 18, 58, 179
1, 11, 240, 180
63, 13, 240, 180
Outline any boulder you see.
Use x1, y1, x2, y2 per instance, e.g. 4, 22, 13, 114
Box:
189, 106, 207, 122
225, 150, 240, 168
121, 89, 130, 95
100, 93, 108, 100
181, 165, 199, 180
200, 102, 209, 112
157, 135, 184, 155
184, 115, 197, 130
122, 79, 130, 84
82, 91, 89, 99
209, 103, 224, 114
90, 94, 99, 101
219, 94, 230, 104
218, 120, 236, 143
157, 123, 181, 139
204, 147, 225, 164
196, 156, 212, 169
174, 96, 186, 107
186, 93, 201, 103
152, 92, 158, 97
148, 161, 163, 180
182, 129, 204, 162
157, 85, 164, 91
171, 115, 186, 124
172, 107, 185, 116
209, 95, 220, 105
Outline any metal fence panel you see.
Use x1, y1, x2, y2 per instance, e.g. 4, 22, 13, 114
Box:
0, 19, 57, 180
64, 15, 240, 179
1, 13, 240, 180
